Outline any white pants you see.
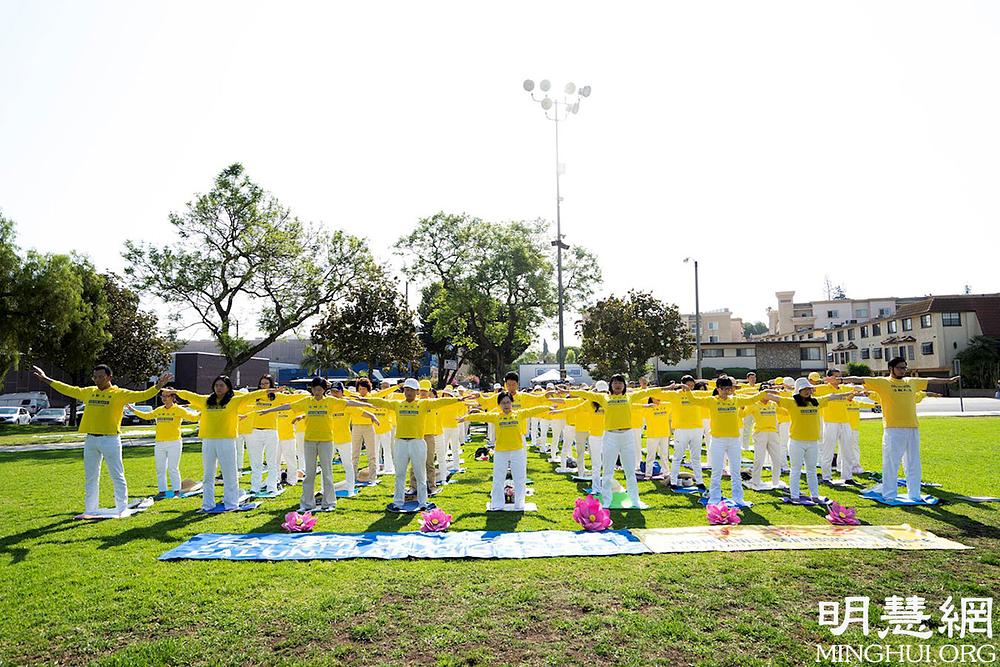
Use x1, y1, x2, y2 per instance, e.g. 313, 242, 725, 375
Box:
788, 438, 819, 500
575, 430, 590, 475
154, 440, 182, 492
645, 436, 669, 476
632, 428, 643, 467
235, 434, 248, 470
708, 436, 744, 505
83, 434, 128, 513
491, 447, 527, 509
776, 423, 790, 471
201, 438, 239, 510
588, 435, 604, 495
549, 420, 565, 461
278, 439, 297, 485
741, 415, 755, 450
671, 428, 704, 485
881, 428, 921, 501
351, 424, 378, 479
377, 431, 395, 474
334, 441, 355, 492
301, 440, 335, 509
393, 438, 428, 506
564, 425, 577, 467
751, 431, 782, 486
702, 418, 712, 449
295, 432, 305, 475
443, 426, 461, 470
821, 422, 852, 481
848, 427, 862, 475
601, 429, 640, 508
248, 429, 280, 492
487, 422, 496, 446
535, 419, 550, 452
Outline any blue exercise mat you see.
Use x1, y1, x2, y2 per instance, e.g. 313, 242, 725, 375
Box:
861, 489, 939, 506
698, 496, 752, 509
669, 485, 702, 495
198, 502, 260, 514
159, 529, 651, 561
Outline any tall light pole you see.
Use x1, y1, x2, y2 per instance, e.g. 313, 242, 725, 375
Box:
684, 257, 702, 379
522, 78, 591, 381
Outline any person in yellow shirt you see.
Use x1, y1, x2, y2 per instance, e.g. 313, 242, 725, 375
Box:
550, 388, 606, 493
438, 395, 467, 476
350, 378, 383, 483
773, 378, 792, 474
128, 391, 199, 498
639, 396, 671, 479
236, 397, 256, 473
376, 380, 398, 474
565, 374, 663, 509
766, 378, 854, 503
257, 377, 376, 511
161, 378, 269, 512
745, 393, 782, 491
738, 372, 758, 451
689, 377, 764, 507
542, 383, 570, 466
247, 375, 300, 495
819, 369, 856, 485
362, 378, 469, 510
842, 358, 959, 501
662, 376, 712, 489
33, 363, 173, 516
464, 394, 551, 510
275, 407, 300, 488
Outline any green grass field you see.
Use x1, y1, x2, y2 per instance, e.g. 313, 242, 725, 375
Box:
1, 418, 998, 666
0, 424, 198, 447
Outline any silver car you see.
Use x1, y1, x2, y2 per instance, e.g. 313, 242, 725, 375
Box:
0, 407, 32, 425
31, 407, 70, 425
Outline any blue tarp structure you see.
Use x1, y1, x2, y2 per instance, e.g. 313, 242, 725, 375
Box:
159, 529, 651, 561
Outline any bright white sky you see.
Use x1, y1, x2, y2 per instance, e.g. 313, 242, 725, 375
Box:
2, 1, 998, 347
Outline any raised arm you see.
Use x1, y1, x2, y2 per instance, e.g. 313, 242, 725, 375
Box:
33, 366, 87, 400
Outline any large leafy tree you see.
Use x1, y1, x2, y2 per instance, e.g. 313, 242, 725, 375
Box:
123, 163, 374, 375
577, 290, 693, 381
99, 274, 179, 387
955, 335, 1000, 389
417, 282, 457, 386
309, 270, 422, 378
397, 212, 601, 384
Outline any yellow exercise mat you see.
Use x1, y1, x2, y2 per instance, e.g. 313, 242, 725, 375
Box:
631, 524, 971, 553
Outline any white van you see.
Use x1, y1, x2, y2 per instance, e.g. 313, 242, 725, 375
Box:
0, 392, 51, 415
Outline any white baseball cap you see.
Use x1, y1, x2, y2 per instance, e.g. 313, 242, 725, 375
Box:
493, 383, 502, 390
594, 380, 609, 392
546, 383, 555, 390
403, 378, 420, 391
794, 378, 812, 394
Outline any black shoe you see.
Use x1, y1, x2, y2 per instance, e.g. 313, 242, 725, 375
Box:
280, 471, 289, 486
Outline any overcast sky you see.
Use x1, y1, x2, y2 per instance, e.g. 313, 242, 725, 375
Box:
2, 1, 998, 346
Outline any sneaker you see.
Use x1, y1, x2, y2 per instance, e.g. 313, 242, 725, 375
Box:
280, 471, 288, 486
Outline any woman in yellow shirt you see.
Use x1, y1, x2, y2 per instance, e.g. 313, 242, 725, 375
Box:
464, 393, 551, 510
129, 392, 199, 498
744, 393, 782, 491
638, 397, 671, 480
162, 378, 269, 512
766, 379, 854, 503
247, 375, 300, 495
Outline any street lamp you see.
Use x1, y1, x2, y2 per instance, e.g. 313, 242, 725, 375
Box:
522, 78, 592, 381
684, 257, 702, 379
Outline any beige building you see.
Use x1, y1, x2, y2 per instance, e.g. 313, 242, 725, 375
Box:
766, 290, 917, 339
652, 339, 828, 378
685, 308, 745, 344
823, 294, 1000, 376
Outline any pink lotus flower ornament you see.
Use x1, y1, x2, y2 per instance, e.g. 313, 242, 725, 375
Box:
825, 501, 860, 526
281, 510, 317, 533
573, 494, 612, 531
706, 502, 742, 525
420, 508, 452, 532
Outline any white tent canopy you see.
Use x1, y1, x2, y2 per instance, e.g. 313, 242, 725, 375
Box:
529, 368, 563, 384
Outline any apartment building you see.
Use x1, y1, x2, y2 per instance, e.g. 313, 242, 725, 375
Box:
685, 309, 745, 344
766, 290, 917, 338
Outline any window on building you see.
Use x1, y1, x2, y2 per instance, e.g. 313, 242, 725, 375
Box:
942, 312, 961, 327
907, 345, 915, 361
827, 310, 839, 318
703, 349, 724, 358
800, 347, 821, 361
826, 333, 833, 343
709, 335, 719, 343
856, 308, 869, 318
873, 348, 883, 359
827, 353, 834, 362
887, 320, 898, 334
860, 325, 868, 338
884, 347, 892, 360
835, 331, 843, 342
920, 314, 932, 328
849, 351, 857, 363
847, 329, 856, 341
921, 342, 933, 355
861, 348, 870, 360
879, 307, 892, 317
735, 348, 755, 357
872, 323, 881, 336
902, 318, 912, 331
708, 321, 719, 330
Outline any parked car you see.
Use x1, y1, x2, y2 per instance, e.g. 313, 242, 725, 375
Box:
122, 404, 155, 425
0, 392, 50, 415
31, 407, 70, 425
0, 407, 32, 425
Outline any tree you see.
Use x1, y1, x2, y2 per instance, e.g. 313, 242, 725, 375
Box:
398, 212, 601, 383
123, 163, 374, 375
847, 362, 872, 377
955, 336, 1000, 389
577, 290, 693, 380
99, 274, 178, 387
742, 321, 769, 338
309, 270, 423, 378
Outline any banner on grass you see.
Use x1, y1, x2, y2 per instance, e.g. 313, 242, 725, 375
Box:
631, 523, 970, 553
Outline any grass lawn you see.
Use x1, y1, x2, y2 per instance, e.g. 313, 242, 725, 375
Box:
0, 424, 198, 447
1, 418, 998, 666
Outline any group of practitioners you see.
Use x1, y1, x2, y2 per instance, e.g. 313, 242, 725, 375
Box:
32, 354, 958, 517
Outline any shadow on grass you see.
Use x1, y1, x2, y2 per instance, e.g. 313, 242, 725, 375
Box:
0, 515, 82, 565
93, 509, 216, 550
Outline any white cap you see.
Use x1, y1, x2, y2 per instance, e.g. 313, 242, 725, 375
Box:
794, 378, 812, 394
545, 383, 555, 390
594, 380, 609, 392
456, 386, 466, 393
493, 383, 502, 390
403, 378, 420, 391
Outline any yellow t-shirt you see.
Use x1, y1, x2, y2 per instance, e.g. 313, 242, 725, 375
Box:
863, 377, 929, 429
644, 401, 672, 438
588, 405, 607, 437
366, 397, 462, 439
690, 393, 762, 438
746, 401, 778, 433
777, 405, 791, 424
176, 389, 268, 440
466, 406, 548, 451
276, 411, 296, 441
424, 406, 444, 437
250, 392, 299, 430
50, 381, 160, 435
778, 395, 836, 441
662, 390, 712, 430
570, 388, 658, 431
238, 399, 257, 436
573, 401, 592, 434
436, 401, 465, 430
821, 385, 851, 423
846, 398, 866, 429
287, 396, 348, 442
139, 405, 199, 441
